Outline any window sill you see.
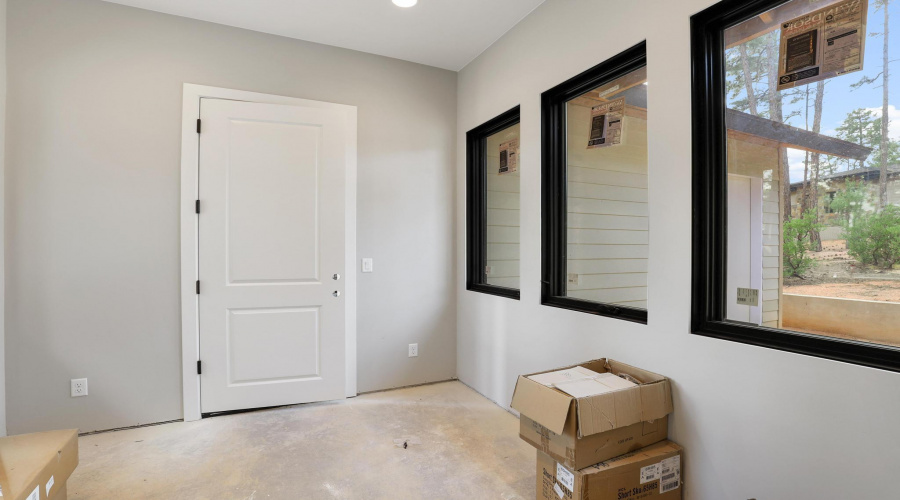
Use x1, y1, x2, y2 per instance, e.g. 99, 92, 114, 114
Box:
541, 295, 647, 324
467, 283, 520, 300
692, 319, 900, 373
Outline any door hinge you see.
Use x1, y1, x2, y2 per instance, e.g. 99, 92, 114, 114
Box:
196, 118, 202, 134
196, 280, 200, 295
195, 199, 200, 214
197, 360, 202, 375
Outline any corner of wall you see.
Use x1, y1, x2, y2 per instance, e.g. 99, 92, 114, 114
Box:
0, 0, 8, 437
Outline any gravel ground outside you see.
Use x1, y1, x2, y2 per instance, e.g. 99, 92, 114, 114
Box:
783, 240, 900, 303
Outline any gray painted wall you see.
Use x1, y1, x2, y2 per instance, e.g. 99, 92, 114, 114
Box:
456, 0, 900, 499
6, 0, 457, 434
0, 0, 6, 437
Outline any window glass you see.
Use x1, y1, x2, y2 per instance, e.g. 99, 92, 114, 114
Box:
724, 0, 899, 347
485, 124, 521, 289
564, 67, 649, 309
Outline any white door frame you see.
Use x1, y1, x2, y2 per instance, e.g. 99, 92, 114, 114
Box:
179, 84, 357, 421
727, 174, 764, 325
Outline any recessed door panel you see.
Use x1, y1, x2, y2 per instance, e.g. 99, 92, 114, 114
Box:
228, 307, 320, 385
727, 174, 763, 326
227, 120, 320, 284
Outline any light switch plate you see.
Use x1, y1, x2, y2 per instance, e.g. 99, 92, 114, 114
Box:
362, 258, 373, 273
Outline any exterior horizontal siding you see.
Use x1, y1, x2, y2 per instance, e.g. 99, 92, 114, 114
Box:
485, 125, 521, 288
565, 104, 649, 307
762, 178, 781, 328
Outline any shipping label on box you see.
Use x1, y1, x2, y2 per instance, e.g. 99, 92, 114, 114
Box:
536, 441, 684, 500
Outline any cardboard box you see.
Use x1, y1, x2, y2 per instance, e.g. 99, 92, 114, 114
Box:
537, 441, 683, 500
511, 359, 673, 470
50, 484, 67, 500
0, 429, 79, 500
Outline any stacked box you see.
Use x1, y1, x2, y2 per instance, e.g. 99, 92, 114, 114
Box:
510, 359, 682, 499
536, 441, 683, 500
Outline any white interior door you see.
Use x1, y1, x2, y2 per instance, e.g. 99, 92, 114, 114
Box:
727, 174, 763, 325
198, 98, 348, 414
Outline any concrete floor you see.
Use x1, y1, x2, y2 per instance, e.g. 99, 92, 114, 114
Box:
68, 381, 536, 500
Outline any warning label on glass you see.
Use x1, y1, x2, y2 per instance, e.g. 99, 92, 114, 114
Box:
777, 0, 867, 90
785, 30, 818, 72
587, 96, 625, 149
498, 138, 519, 175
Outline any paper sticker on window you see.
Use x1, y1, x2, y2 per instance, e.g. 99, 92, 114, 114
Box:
499, 139, 519, 175
736, 287, 760, 306
587, 97, 625, 149
785, 30, 818, 73
777, 0, 867, 90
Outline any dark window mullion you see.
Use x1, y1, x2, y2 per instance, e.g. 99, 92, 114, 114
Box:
479, 136, 489, 282
690, 0, 900, 372
541, 41, 649, 324
466, 106, 521, 300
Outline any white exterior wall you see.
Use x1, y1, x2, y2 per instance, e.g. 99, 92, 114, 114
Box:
888, 178, 900, 206
762, 177, 781, 327
485, 124, 521, 289
566, 109, 649, 307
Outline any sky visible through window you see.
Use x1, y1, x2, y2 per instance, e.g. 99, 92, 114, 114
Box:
726, 0, 900, 183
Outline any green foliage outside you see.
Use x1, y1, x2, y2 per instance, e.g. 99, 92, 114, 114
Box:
834, 109, 882, 170
830, 109, 900, 173
845, 205, 900, 270
783, 210, 823, 278
828, 180, 869, 227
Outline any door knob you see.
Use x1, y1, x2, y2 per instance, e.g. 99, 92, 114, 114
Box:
333, 273, 341, 281
333, 291, 341, 297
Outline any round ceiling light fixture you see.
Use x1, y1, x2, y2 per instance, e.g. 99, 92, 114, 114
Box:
393, 0, 417, 7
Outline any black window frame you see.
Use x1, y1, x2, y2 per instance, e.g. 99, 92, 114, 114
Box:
541, 41, 649, 324
466, 105, 521, 300
691, 0, 900, 372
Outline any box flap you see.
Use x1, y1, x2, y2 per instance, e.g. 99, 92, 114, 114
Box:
510, 375, 572, 435
607, 359, 666, 383
641, 379, 674, 420
576, 380, 673, 437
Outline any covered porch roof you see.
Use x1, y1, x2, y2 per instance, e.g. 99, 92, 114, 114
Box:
726, 109, 873, 161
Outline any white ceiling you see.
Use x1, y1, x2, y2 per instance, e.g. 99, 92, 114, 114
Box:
100, 0, 545, 71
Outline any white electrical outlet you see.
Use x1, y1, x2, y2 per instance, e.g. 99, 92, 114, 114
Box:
408, 343, 418, 357
361, 258, 374, 273
71, 378, 88, 397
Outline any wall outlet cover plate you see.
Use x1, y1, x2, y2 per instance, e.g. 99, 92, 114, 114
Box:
71, 378, 88, 397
